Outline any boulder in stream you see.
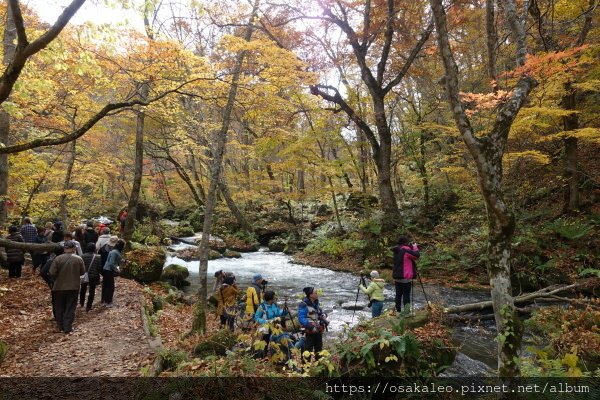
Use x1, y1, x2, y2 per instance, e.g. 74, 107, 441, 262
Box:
340, 301, 369, 311
121, 246, 166, 283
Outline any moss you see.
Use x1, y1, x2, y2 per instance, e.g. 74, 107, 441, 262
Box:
223, 249, 242, 258
161, 264, 190, 289
157, 349, 188, 372
193, 329, 238, 357
121, 246, 166, 283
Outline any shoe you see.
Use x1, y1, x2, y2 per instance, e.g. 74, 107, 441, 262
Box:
105, 303, 113, 308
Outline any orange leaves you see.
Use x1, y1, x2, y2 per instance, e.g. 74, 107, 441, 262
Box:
459, 90, 512, 116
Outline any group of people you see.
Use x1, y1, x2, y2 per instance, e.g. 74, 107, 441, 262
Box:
2, 217, 126, 334
213, 271, 329, 359
210, 235, 420, 360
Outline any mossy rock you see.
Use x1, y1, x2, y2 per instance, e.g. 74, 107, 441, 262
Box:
345, 192, 378, 212
173, 248, 222, 261
152, 296, 165, 312
224, 236, 259, 252
209, 250, 223, 260
161, 264, 190, 289
193, 329, 238, 357
121, 246, 166, 283
223, 249, 242, 258
175, 223, 195, 238
209, 240, 227, 254
268, 237, 286, 252
156, 349, 188, 372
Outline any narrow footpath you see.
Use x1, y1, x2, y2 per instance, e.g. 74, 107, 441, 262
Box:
0, 265, 154, 377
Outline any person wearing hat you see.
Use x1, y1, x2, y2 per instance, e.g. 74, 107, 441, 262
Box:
245, 274, 266, 317
101, 239, 125, 307
51, 221, 65, 243
98, 233, 118, 272
49, 240, 85, 334
359, 270, 386, 318
213, 270, 234, 295
216, 275, 240, 331
298, 287, 328, 359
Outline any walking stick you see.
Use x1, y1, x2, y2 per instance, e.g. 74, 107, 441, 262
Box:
350, 277, 363, 325
416, 269, 431, 309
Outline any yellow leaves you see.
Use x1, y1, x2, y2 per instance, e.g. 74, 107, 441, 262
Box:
504, 151, 551, 165
573, 80, 600, 92
538, 128, 600, 144
253, 340, 267, 351
384, 355, 398, 363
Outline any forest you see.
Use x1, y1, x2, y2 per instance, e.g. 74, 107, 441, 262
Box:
0, 0, 599, 397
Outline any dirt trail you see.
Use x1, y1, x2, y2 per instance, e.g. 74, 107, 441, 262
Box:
0, 267, 154, 377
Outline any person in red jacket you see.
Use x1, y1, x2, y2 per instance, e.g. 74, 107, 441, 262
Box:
392, 236, 420, 314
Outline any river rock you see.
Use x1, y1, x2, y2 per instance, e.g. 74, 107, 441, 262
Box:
161, 264, 190, 289
121, 246, 166, 283
340, 301, 369, 311
439, 352, 494, 377
223, 249, 242, 258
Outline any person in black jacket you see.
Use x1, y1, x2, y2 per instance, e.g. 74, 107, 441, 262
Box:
5, 226, 25, 278
82, 221, 98, 249
392, 236, 420, 313
80, 243, 102, 311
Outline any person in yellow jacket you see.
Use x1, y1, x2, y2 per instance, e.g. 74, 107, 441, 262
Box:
217, 275, 240, 331
359, 270, 386, 318
245, 274, 266, 316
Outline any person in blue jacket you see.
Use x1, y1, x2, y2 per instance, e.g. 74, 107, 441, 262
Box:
298, 287, 328, 359
254, 290, 289, 358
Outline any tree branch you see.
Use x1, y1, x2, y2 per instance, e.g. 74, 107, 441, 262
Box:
0, 0, 87, 104
309, 84, 380, 154
383, 20, 433, 95
0, 78, 206, 154
7, 0, 28, 47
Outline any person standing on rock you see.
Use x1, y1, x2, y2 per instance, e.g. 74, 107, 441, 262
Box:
359, 270, 386, 318
392, 236, 420, 314
49, 240, 85, 334
101, 239, 125, 307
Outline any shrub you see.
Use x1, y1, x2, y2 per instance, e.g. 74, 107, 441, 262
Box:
545, 218, 594, 240
304, 237, 366, 258
193, 329, 238, 357
157, 349, 188, 372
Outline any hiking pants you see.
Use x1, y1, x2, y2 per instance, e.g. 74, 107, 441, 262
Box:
80, 277, 100, 310
304, 333, 323, 359
8, 262, 23, 278
395, 281, 412, 312
54, 290, 78, 333
371, 300, 384, 318
102, 270, 115, 304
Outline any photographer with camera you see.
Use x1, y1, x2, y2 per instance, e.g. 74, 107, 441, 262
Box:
359, 270, 386, 318
298, 287, 328, 360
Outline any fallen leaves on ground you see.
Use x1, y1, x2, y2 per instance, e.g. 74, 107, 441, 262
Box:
0, 266, 154, 376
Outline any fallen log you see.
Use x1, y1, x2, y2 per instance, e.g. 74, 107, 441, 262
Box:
0, 238, 61, 253
444, 280, 598, 314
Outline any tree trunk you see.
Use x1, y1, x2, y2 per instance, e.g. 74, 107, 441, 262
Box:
219, 176, 252, 233
562, 83, 579, 212
429, 0, 537, 377
0, 111, 8, 226
123, 82, 150, 243
191, 0, 260, 334
58, 140, 76, 225
297, 169, 305, 194
0, 4, 17, 226
419, 133, 430, 206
